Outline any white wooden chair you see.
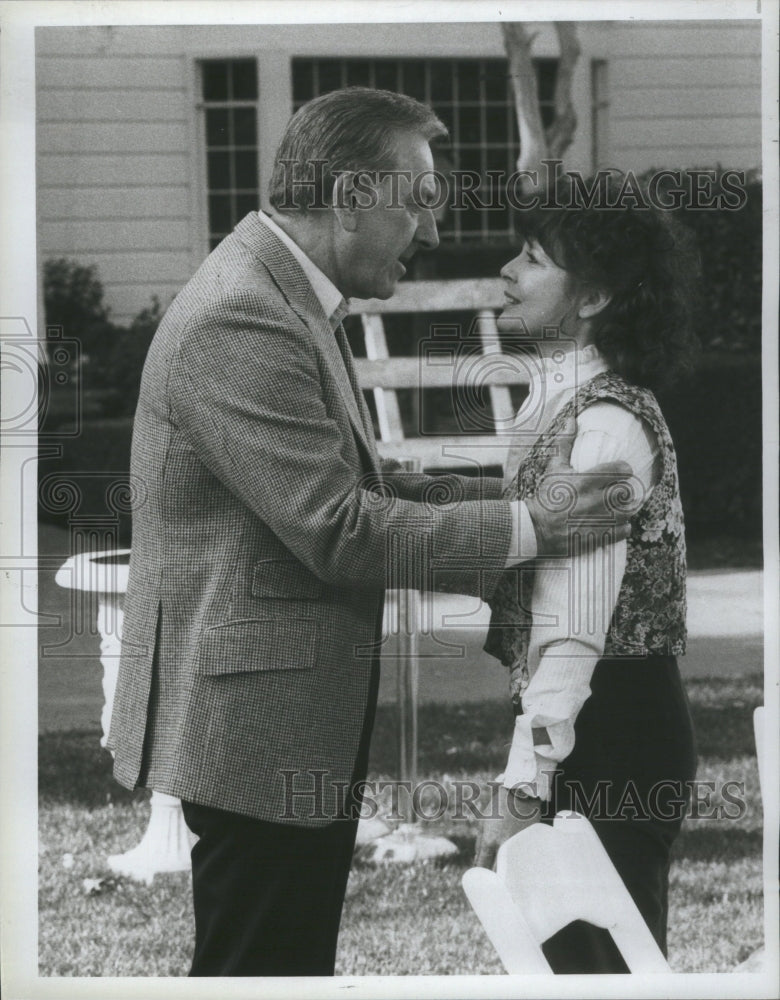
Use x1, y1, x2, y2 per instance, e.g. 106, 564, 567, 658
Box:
350, 277, 529, 472
462, 811, 671, 974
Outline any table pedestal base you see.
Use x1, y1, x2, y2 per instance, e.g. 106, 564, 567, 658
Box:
107, 791, 196, 884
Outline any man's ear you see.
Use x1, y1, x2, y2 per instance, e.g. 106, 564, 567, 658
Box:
333, 172, 359, 233
577, 286, 612, 320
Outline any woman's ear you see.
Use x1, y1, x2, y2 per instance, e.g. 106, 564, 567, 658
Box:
577, 287, 612, 320
332, 172, 359, 233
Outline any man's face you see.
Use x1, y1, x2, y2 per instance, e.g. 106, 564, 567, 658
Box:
336, 131, 440, 300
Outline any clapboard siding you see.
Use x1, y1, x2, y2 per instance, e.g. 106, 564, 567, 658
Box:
37, 89, 187, 122
42, 220, 191, 253
37, 31, 202, 321
38, 154, 190, 188
606, 21, 760, 172
71, 251, 192, 285
38, 122, 189, 154
615, 116, 759, 149
607, 22, 760, 56
606, 146, 762, 169
38, 185, 191, 220
36, 55, 186, 90
611, 87, 760, 120
35, 26, 188, 56
614, 56, 760, 89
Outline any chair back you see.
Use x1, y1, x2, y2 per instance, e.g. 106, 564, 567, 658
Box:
463, 811, 671, 973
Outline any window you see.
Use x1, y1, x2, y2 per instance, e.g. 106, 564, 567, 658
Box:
292, 57, 559, 242
591, 60, 609, 170
200, 59, 259, 250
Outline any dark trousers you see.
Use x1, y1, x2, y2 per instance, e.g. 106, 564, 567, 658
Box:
537, 654, 698, 973
181, 800, 360, 976
181, 659, 380, 977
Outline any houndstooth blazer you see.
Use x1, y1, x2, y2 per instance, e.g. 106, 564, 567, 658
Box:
108, 212, 513, 825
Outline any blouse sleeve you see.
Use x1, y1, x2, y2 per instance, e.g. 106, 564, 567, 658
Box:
502, 402, 660, 800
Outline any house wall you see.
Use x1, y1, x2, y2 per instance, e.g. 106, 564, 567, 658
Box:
36, 20, 761, 323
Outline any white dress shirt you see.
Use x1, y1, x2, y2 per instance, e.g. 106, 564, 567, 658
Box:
501, 345, 660, 800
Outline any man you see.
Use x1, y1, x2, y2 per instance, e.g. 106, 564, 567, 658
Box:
108, 88, 633, 977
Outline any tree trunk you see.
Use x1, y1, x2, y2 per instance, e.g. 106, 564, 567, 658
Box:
502, 21, 581, 189
502, 23, 546, 177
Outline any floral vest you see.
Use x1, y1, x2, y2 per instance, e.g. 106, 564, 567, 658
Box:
484, 371, 687, 704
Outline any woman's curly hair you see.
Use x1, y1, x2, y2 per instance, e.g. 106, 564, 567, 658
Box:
518, 187, 702, 391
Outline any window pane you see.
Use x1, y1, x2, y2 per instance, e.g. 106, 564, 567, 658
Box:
486, 145, 511, 173
457, 61, 480, 99
208, 194, 232, 235
232, 59, 258, 100
207, 151, 231, 190
236, 193, 259, 218
484, 66, 509, 102
430, 62, 453, 102
202, 61, 229, 101
292, 60, 314, 103
233, 107, 256, 146
346, 60, 372, 87
234, 150, 258, 189
485, 106, 509, 142
374, 61, 399, 90
400, 60, 426, 99
458, 105, 482, 144
458, 148, 482, 174
206, 108, 230, 147
317, 59, 343, 94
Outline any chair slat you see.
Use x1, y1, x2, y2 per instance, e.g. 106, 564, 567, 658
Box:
353, 356, 530, 390
350, 278, 506, 314
361, 313, 405, 442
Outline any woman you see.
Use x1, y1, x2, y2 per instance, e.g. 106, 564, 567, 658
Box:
476, 197, 700, 973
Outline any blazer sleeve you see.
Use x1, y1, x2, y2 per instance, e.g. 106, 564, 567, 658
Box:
380, 467, 505, 504
168, 292, 514, 598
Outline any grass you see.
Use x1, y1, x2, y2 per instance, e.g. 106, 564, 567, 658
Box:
38, 674, 765, 977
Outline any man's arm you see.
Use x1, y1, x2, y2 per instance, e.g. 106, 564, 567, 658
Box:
168, 296, 513, 597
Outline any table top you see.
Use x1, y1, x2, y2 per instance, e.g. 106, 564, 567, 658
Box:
54, 549, 131, 594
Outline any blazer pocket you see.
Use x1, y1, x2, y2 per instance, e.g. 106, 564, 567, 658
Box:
251, 558, 324, 600
196, 618, 317, 675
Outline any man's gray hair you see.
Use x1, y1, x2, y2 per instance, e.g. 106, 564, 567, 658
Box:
269, 87, 448, 212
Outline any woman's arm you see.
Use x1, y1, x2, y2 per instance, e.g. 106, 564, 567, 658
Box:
502, 402, 660, 800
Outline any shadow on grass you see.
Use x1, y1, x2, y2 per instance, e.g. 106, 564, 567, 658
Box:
673, 824, 763, 863
39, 730, 148, 808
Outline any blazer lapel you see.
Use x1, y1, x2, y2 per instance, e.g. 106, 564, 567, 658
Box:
233, 213, 380, 473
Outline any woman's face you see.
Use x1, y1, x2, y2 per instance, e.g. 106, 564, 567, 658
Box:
497, 239, 582, 339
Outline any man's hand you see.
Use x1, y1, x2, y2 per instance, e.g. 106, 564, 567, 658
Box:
474, 784, 542, 870
526, 417, 641, 557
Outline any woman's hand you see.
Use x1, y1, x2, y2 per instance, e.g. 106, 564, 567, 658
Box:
474, 784, 542, 870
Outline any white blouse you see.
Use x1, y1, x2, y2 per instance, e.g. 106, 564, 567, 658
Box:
500, 345, 661, 801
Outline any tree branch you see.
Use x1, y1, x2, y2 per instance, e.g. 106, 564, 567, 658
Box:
502, 22, 546, 177
545, 21, 581, 160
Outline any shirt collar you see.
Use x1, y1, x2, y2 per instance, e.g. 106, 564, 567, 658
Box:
257, 210, 345, 329
531, 342, 609, 396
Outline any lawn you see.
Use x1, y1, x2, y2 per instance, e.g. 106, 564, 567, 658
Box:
38, 674, 765, 977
